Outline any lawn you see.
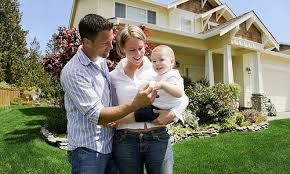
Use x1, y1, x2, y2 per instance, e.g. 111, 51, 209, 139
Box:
0, 106, 69, 174
174, 119, 290, 173
0, 106, 289, 173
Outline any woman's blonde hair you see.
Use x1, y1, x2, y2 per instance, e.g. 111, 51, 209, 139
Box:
116, 25, 146, 57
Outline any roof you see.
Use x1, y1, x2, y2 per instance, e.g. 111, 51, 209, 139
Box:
167, 0, 222, 8
202, 11, 279, 50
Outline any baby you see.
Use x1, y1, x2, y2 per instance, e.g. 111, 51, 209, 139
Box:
134, 45, 185, 122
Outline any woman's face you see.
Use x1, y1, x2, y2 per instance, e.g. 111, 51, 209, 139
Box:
122, 37, 145, 66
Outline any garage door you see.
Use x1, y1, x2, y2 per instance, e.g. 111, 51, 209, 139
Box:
263, 65, 290, 112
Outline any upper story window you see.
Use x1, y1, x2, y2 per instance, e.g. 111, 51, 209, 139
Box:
115, 3, 125, 18
127, 6, 147, 23
147, 10, 156, 24
115, 2, 156, 24
180, 17, 192, 32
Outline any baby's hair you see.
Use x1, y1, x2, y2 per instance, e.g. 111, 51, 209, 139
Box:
115, 25, 146, 57
151, 45, 176, 67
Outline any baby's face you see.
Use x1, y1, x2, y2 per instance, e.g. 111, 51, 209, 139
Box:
151, 50, 173, 75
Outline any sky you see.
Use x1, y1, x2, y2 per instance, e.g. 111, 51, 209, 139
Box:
19, 0, 290, 53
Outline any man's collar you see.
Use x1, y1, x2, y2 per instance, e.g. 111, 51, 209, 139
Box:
77, 45, 92, 66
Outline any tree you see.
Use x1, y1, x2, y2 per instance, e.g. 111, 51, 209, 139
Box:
0, 0, 28, 83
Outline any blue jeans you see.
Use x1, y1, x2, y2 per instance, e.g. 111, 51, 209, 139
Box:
68, 147, 119, 174
112, 127, 173, 174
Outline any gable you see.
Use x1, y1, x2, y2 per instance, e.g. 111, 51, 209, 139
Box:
177, 0, 217, 14
235, 22, 262, 43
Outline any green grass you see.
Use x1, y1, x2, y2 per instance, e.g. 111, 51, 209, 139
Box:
1, 106, 289, 173
173, 119, 290, 174
0, 106, 69, 174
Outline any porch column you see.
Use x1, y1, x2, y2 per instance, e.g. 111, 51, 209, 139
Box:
223, 44, 234, 83
253, 52, 264, 94
205, 50, 214, 86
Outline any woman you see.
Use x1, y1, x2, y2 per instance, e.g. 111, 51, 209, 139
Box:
110, 25, 188, 174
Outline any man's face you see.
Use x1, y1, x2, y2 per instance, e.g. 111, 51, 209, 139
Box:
88, 29, 114, 58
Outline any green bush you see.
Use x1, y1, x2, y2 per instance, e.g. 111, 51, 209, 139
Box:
185, 82, 240, 125
182, 109, 199, 129
182, 76, 192, 89
45, 107, 67, 134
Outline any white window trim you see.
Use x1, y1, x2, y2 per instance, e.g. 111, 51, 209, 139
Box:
114, 2, 157, 25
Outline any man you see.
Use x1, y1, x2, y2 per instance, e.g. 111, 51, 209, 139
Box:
60, 14, 157, 174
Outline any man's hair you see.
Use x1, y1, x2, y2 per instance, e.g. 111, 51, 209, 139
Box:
78, 14, 113, 42
116, 25, 146, 58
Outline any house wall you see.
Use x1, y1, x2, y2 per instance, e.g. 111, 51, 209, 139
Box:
261, 54, 290, 111
169, 8, 196, 32
232, 55, 245, 106
72, 0, 169, 28
213, 54, 223, 83
150, 30, 208, 50
175, 52, 205, 81
235, 22, 262, 43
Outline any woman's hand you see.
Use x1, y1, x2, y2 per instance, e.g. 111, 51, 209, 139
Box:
152, 109, 175, 125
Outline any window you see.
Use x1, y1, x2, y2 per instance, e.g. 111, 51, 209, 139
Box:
180, 17, 191, 32
115, 3, 156, 24
127, 6, 147, 23
147, 10, 156, 24
115, 3, 125, 18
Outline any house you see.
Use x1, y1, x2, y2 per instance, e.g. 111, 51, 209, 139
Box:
69, 0, 290, 112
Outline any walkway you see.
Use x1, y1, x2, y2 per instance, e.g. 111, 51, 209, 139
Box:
268, 112, 290, 121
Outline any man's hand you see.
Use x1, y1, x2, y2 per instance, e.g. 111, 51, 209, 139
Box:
131, 84, 157, 110
107, 122, 119, 128
152, 109, 176, 125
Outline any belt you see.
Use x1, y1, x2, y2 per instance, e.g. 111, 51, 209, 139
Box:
116, 126, 167, 135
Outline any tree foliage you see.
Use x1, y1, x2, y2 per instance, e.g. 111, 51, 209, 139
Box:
43, 25, 154, 76
0, 0, 28, 83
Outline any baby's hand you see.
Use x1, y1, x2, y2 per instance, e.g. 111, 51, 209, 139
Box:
154, 82, 163, 90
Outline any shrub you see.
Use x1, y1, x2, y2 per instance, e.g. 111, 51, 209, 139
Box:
182, 109, 199, 129
241, 109, 267, 124
185, 82, 241, 125
45, 107, 67, 134
182, 76, 192, 89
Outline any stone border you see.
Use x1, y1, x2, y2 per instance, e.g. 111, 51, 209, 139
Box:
40, 127, 68, 150
168, 122, 269, 144
41, 122, 269, 150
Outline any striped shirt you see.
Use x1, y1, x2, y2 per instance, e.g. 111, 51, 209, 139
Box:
60, 46, 114, 154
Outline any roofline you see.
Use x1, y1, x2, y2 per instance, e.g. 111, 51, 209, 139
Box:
204, 11, 279, 50
279, 42, 290, 46
223, 3, 236, 18
167, 0, 222, 9
252, 11, 279, 48
141, 0, 168, 8
69, 0, 78, 28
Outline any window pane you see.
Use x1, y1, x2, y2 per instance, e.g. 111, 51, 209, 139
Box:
115, 3, 125, 18
147, 10, 156, 24
181, 18, 191, 32
127, 6, 146, 23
